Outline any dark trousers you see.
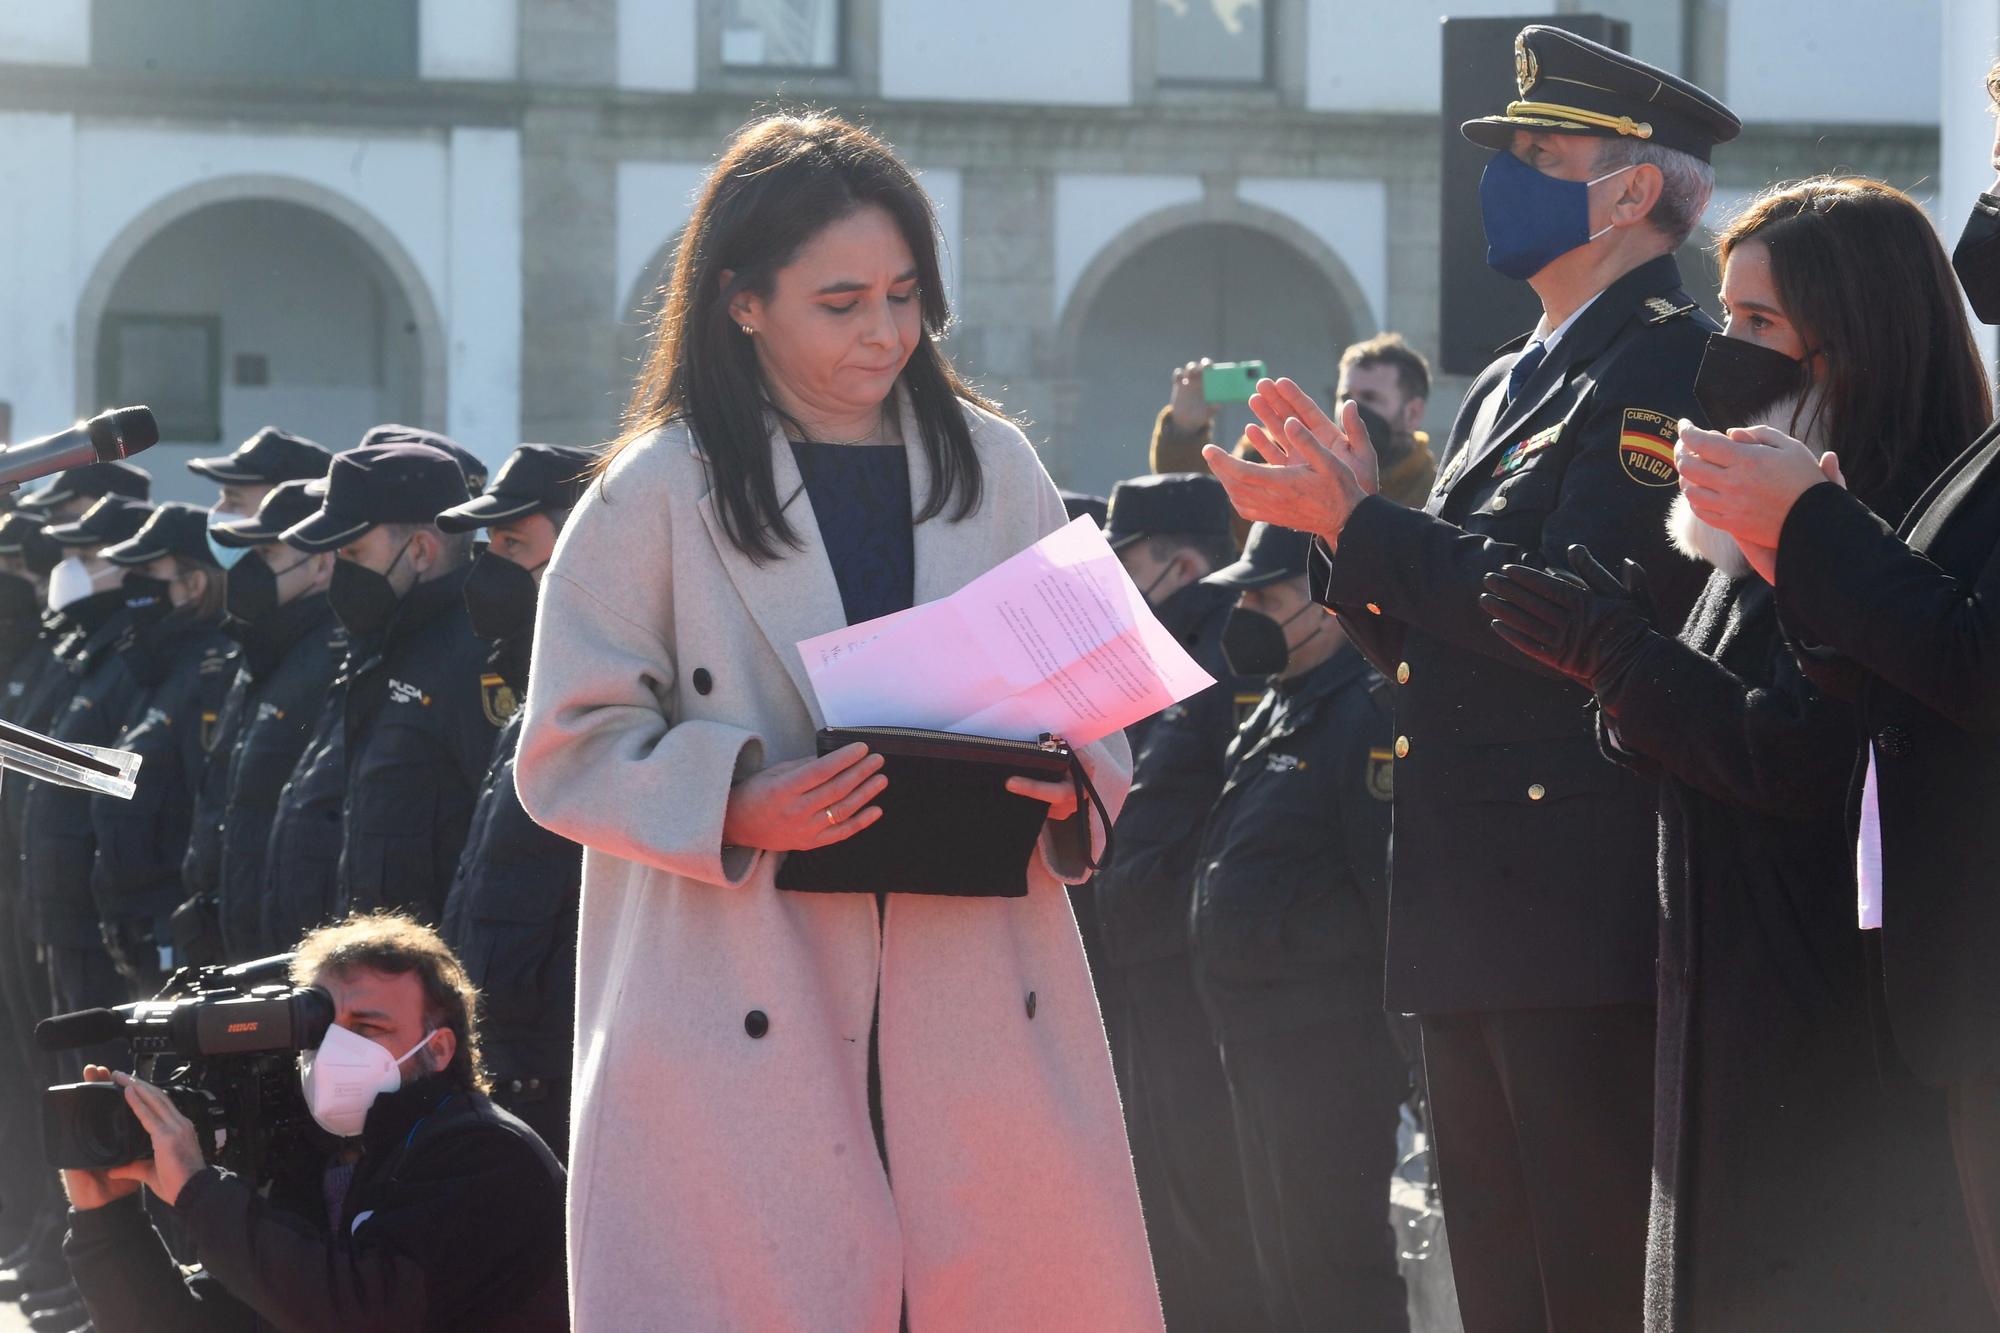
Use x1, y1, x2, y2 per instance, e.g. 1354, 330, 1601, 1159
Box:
0, 896, 51, 1247
1119, 954, 1259, 1331
1420, 1004, 1655, 1333
1950, 1071, 2000, 1320
1219, 1016, 1410, 1333
46, 943, 133, 1080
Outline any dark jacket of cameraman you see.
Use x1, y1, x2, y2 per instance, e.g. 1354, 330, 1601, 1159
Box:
65, 1075, 570, 1333
336, 567, 499, 925
441, 711, 581, 1152
184, 595, 344, 960
90, 613, 235, 980
24, 592, 143, 951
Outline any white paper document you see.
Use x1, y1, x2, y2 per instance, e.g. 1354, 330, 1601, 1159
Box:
799, 516, 1217, 747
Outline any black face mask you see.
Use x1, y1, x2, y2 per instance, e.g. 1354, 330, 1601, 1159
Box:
1692, 333, 1809, 428
329, 539, 413, 641
1953, 199, 2000, 324
1221, 602, 1319, 678
121, 573, 175, 629
462, 551, 541, 645
225, 552, 305, 626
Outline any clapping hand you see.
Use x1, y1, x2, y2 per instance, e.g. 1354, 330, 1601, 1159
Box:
1479, 545, 1659, 694
1204, 378, 1375, 544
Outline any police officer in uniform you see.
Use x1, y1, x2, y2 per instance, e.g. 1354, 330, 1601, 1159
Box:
186, 425, 332, 550
1190, 522, 1408, 1332
281, 438, 497, 928
437, 444, 592, 1157
1091, 472, 1261, 1330
89, 504, 235, 996
23, 496, 155, 1075
1205, 27, 1740, 1331
180, 480, 344, 963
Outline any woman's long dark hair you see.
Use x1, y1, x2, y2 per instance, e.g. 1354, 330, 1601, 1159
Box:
1716, 178, 1992, 525
602, 111, 994, 561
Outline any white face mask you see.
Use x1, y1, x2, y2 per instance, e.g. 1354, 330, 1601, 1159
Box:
298, 1022, 439, 1139
47, 556, 97, 613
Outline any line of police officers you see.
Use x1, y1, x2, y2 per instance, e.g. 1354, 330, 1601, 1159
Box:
0, 427, 590, 1321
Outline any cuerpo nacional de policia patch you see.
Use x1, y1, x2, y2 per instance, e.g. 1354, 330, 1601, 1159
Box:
481, 672, 520, 727
1618, 408, 1679, 487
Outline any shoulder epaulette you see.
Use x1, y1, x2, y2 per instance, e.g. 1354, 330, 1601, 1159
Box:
1641, 296, 1699, 325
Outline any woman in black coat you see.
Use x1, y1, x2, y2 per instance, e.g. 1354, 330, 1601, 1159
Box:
1483, 177, 1996, 1331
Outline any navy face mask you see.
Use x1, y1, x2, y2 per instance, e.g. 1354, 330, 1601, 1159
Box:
1479, 150, 1635, 281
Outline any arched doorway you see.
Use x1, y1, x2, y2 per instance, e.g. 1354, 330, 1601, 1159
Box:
1063, 221, 1363, 495
84, 197, 432, 502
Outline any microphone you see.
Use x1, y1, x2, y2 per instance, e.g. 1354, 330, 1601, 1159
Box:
0, 406, 158, 492
35, 1007, 126, 1052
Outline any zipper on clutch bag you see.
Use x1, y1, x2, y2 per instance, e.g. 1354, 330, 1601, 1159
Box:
825, 725, 1070, 756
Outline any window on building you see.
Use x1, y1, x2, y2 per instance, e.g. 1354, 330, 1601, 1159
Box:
721, 0, 843, 71
1156, 0, 1269, 86
102, 314, 223, 443
92, 0, 418, 81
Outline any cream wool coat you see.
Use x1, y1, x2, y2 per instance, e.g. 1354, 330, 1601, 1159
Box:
515, 395, 1164, 1333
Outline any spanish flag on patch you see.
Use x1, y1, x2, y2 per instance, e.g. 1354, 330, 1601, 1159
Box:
1617, 408, 1678, 488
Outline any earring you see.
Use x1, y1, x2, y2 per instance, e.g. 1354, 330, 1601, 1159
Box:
740, 325, 754, 336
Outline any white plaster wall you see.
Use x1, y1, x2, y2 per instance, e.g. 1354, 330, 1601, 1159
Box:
1053, 173, 1204, 320
446, 128, 523, 464
880, 0, 1131, 105
618, 0, 699, 91
614, 159, 712, 318
420, 0, 520, 80
0, 8, 90, 65
1237, 176, 1386, 328
1305, 0, 1552, 114
916, 166, 963, 315
0, 114, 80, 442
1725, 0, 1939, 124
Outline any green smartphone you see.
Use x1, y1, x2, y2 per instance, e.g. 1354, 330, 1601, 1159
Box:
1201, 360, 1268, 404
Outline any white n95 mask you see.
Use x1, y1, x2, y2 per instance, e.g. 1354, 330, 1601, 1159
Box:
47, 557, 97, 613
298, 1023, 438, 1138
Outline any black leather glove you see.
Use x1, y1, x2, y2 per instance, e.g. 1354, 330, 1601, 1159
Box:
1478, 544, 1659, 694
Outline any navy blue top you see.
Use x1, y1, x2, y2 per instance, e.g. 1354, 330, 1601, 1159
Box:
790, 442, 915, 626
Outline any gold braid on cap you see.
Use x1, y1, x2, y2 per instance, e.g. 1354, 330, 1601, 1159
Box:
1505, 100, 1653, 139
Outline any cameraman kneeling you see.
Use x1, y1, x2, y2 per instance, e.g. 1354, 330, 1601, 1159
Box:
59, 913, 568, 1332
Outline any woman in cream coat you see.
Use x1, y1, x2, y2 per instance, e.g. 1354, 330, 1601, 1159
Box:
515, 113, 1162, 1332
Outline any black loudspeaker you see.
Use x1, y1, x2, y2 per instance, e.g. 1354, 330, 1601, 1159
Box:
1438, 15, 1631, 375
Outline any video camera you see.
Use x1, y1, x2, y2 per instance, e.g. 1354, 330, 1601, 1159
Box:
38, 954, 333, 1179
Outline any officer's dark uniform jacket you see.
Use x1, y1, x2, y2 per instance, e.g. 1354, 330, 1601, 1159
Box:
1190, 647, 1394, 1039
441, 710, 580, 1098
64, 1075, 570, 1333
1093, 580, 1256, 967
1314, 253, 1715, 1014
6, 612, 99, 940
185, 594, 345, 959
88, 614, 234, 967
24, 593, 144, 950
262, 669, 352, 954
336, 566, 500, 925
0, 629, 57, 893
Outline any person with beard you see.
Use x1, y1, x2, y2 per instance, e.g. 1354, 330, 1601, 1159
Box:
278, 439, 497, 932
1672, 73, 2000, 1322
24, 495, 155, 1074
1480, 177, 1995, 1331
435, 444, 591, 1159
1334, 334, 1438, 507
1090, 471, 1260, 1329
1188, 522, 1408, 1333
179, 481, 343, 964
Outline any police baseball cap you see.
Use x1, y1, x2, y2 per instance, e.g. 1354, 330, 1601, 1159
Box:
0, 513, 60, 575
18, 460, 152, 513
1461, 25, 1740, 163
186, 426, 332, 486
435, 444, 596, 534
44, 495, 154, 549
282, 444, 472, 553
1102, 473, 1233, 552
356, 425, 488, 495
1203, 523, 1312, 591
209, 479, 324, 550
102, 502, 219, 568
1060, 490, 1109, 527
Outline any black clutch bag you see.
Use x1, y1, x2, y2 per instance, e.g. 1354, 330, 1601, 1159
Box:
775, 726, 1109, 898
